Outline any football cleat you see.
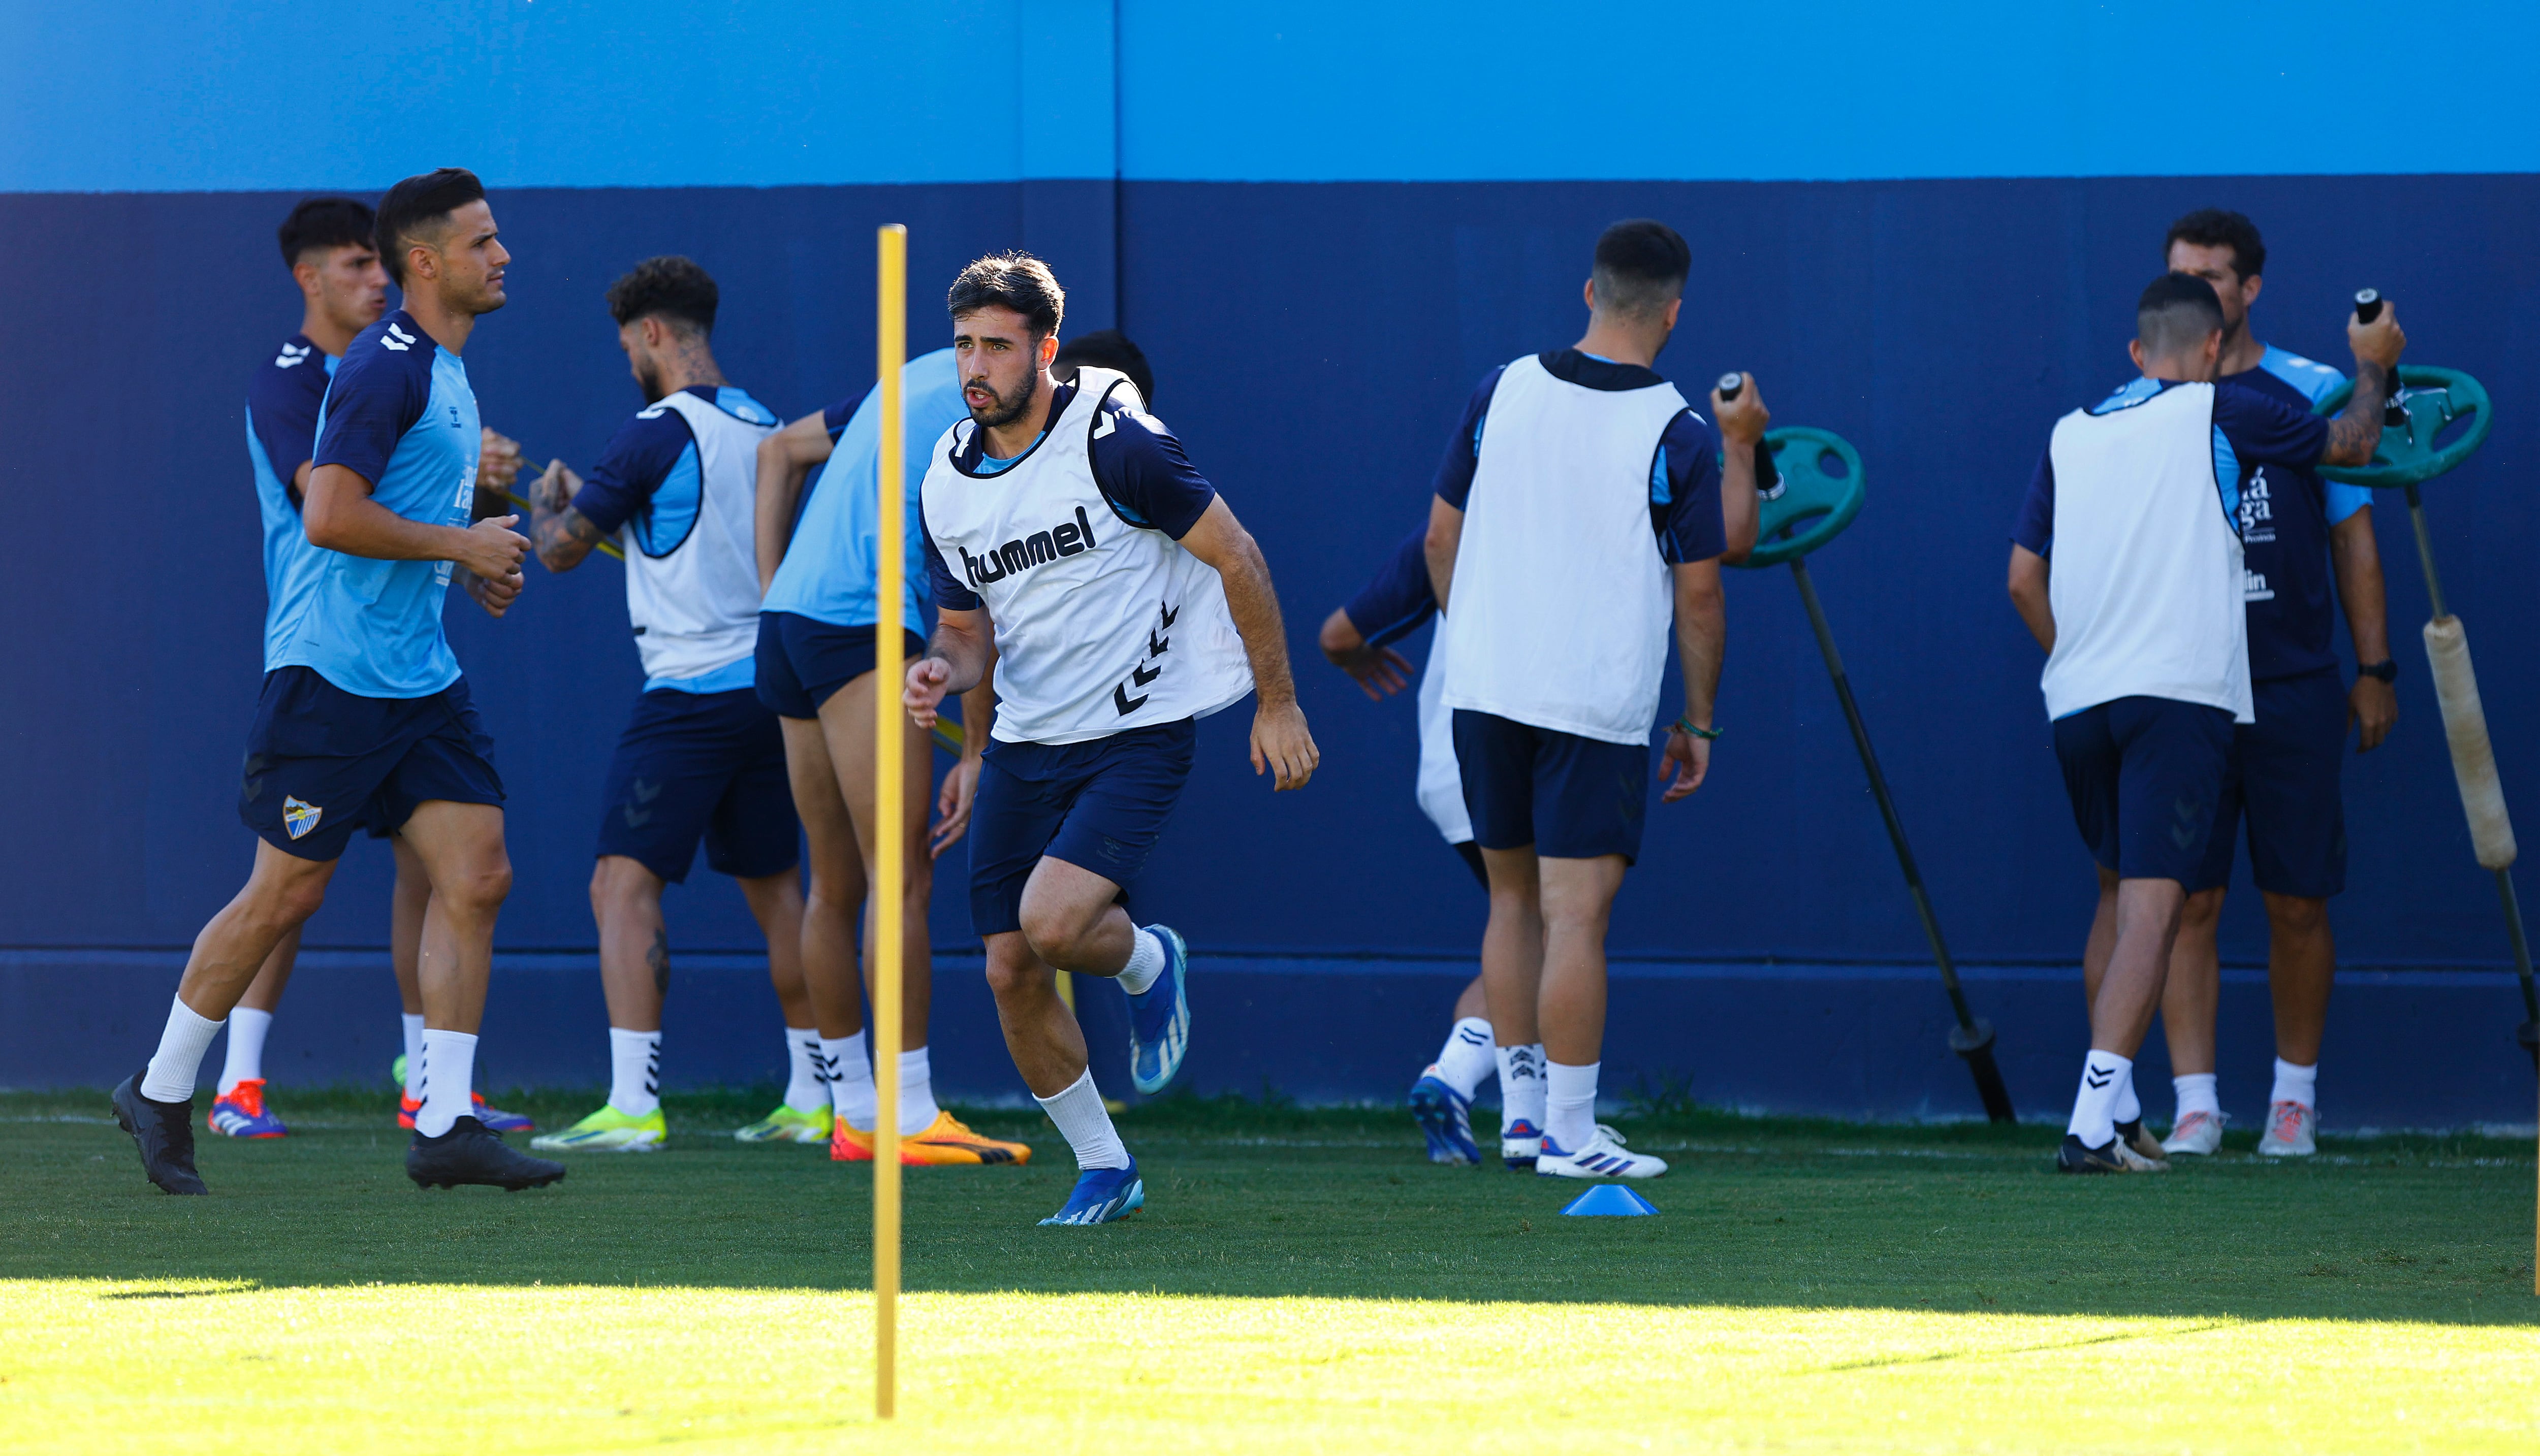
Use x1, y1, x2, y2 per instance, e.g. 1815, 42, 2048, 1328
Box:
528, 1104, 665, 1153
1407, 1071, 1481, 1166
898, 1111, 1032, 1166
2114, 1117, 2169, 1164
831, 1118, 874, 1162
2161, 1109, 2225, 1156
207, 1079, 288, 1139
409, 1117, 567, 1191
112, 1071, 207, 1195
1038, 1158, 1145, 1225
2057, 1133, 2166, 1173
472, 1096, 535, 1134
2256, 1099, 2318, 1157
1500, 1118, 1543, 1171
1126, 924, 1191, 1095
735, 1103, 833, 1144
1537, 1124, 1669, 1180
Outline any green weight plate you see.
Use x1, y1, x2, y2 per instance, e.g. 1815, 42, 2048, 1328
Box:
2314, 365, 2492, 489
1734, 426, 1865, 569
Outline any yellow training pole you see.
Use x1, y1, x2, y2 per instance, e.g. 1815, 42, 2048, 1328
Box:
872, 222, 907, 1418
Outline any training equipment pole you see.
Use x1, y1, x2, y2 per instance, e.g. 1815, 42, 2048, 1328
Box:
872, 222, 907, 1419
1787, 557, 2017, 1123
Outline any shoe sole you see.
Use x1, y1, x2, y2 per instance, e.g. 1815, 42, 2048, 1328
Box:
1407, 1085, 1479, 1166
2256, 1143, 2317, 1157
527, 1138, 662, 1153
409, 1170, 568, 1191
1537, 1160, 1667, 1180
1041, 1181, 1146, 1226
901, 1143, 1031, 1166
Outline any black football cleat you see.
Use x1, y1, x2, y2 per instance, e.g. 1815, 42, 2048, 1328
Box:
2056, 1133, 2129, 1174
112, 1071, 208, 1195
408, 1116, 568, 1191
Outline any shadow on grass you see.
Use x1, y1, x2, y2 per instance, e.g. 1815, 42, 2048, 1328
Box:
6, 1087, 2533, 1328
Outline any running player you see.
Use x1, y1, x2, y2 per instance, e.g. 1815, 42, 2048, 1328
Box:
2154, 210, 2399, 1159
2006, 271, 2401, 1174
113, 168, 563, 1194
216, 195, 530, 1141
904, 252, 1316, 1224
1424, 220, 1763, 1181
516, 256, 814, 1153
753, 343, 1026, 1166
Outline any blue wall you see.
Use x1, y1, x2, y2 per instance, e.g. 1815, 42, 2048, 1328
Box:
5, 4, 2538, 1115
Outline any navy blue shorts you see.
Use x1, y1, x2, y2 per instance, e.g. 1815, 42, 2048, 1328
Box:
2189, 667, 2348, 898
594, 686, 800, 884
2052, 696, 2235, 883
966, 721, 1195, 937
754, 611, 927, 720
1452, 710, 1650, 863
239, 667, 504, 862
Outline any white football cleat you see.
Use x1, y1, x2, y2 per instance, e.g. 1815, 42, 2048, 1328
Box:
2256, 1100, 2317, 1157
2110, 1137, 2169, 1172
2161, 1109, 2224, 1156
1536, 1124, 1668, 1179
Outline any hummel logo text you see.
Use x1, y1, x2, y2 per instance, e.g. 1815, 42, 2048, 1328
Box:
961, 506, 1098, 588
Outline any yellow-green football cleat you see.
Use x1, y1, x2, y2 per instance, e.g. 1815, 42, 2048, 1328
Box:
528, 1104, 666, 1153
734, 1103, 833, 1144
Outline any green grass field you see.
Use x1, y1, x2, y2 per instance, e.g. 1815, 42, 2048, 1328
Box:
4, 1086, 2535, 1454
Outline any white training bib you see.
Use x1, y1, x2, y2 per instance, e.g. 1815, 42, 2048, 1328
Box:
919, 367, 1253, 745
620, 387, 778, 683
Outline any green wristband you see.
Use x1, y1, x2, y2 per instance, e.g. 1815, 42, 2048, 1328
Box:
1672, 717, 1722, 741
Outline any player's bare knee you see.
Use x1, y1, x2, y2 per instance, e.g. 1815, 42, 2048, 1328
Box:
2264, 893, 2329, 936
442, 858, 513, 915
2180, 887, 2227, 931
982, 937, 1046, 1002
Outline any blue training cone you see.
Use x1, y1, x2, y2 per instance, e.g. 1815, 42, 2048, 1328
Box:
1559, 1184, 1659, 1217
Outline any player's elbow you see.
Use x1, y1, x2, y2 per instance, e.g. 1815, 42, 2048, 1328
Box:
302, 497, 351, 553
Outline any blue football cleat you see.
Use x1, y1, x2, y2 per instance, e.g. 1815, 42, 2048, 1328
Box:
1501, 1118, 1543, 1171
1038, 1158, 1146, 1226
1407, 1070, 1480, 1165
1126, 925, 1191, 1095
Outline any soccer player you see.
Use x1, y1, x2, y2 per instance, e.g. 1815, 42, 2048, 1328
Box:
217, 195, 531, 1141
516, 256, 815, 1153
2152, 211, 2399, 1159
904, 252, 1317, 1224
112, 168, 564, 1194
1423, 219, 1764, 1182
753, 344, 1025, 1167
2006, 271, 2401, 1174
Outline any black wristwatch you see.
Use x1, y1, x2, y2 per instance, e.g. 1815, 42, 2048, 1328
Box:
2358, 660, 2398, 684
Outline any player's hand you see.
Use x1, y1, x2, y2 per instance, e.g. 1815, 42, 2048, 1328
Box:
1712, 373, 1771, 446
455, 514, 529, 579
2351, 675, 2398, 752
1659, 727, 1711, 802
1328, 640, 1412, 699
466, 566, 526, 619
931, 754, 981, 858
2348, 300, 2405, 372
477, 428, 524, 494
1250, 699, 1319, 790
530, 459, 580, 513
904, 657, 954, 728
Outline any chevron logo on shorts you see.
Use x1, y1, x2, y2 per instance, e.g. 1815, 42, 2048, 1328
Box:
282, 796, 324, 840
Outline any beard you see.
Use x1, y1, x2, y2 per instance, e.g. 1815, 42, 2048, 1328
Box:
634, 358, 666, 404
966, 367, 1039, 430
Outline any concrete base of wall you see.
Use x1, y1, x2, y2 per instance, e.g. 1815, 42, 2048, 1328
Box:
6, 949, 2532, 1129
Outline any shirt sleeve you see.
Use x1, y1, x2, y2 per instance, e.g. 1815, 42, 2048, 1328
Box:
311, 346, 430, 485
2213, 380, 2331, 468
1431, 366, 1506, 510
1086, 393, 1217, 539
822, 392, 863, 441
247, 361, 328, 500
919, 496, 980, 612
569, 407, 697, 536
1651, 410, 1727, 565
1342, 528, 1439, 647
2011, 447, 2055, 554
2327, 481, 2372, 527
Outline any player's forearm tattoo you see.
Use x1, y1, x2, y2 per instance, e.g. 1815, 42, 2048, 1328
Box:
531, 504, 607, 568
2325, 361, 2391, 464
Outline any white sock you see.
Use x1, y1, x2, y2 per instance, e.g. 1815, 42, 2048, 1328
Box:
898, 1048, 941, 1135
2112, 1065, 2142, 1127
1496, 1043, 1546, 1131
400, 1013, 427, 1097
2271, 1057, 2319, 1110
609, 1028, 662, 1117
1033, 1068, 1130, 1171
1432, 1017, 1495, 1100
416, 1029, 479, 1138
2174, 1072, 2220, 1120
140, 996, 225, 1104
824, 1032, 876, 1131
1545, 1059, 1600, 1152
782, 1027, 826, 1112
2065, 1049, 2131, 1149
1117, 928, 1165, 996
217, 1007, 274, 1095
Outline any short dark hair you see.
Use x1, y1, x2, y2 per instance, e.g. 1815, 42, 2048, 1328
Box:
606, 255, 719, 336
2165, 208, 2266, 280
375, 167, 487, 286
2137, 271, 2227, 357
277, 197, 377, 269
1052, 329, 1155, 408
946, 251, 1065, 339
1591, 219, 1692, 320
